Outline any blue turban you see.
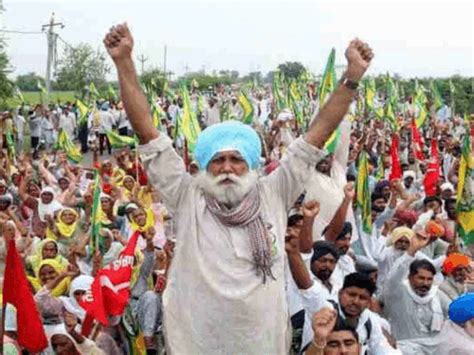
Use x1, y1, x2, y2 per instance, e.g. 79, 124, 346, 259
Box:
449, 293, 474, 324
194, 121, 262, 170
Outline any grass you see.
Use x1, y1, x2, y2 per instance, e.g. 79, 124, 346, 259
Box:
7, 91, 77, 108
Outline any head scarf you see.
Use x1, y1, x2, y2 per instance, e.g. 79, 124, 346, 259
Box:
443, 253, 470, 275
194, 120, 262, 170
56, 208, 79, 238
38, 187, 63, 222
59, 275, 94, 321
128, 206, 156, 233
403, 170, 416, 180
27, 239, 69, 275
44, 323, 80, 353
32, 259, 70, 297
440, 182, 454, 192
449, 293, 474, 324
388, 226, 415, 246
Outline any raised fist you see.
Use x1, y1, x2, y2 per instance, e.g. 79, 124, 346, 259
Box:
104, 23, 134, 61
345, 39, 374, 82
302, 200, 321, 218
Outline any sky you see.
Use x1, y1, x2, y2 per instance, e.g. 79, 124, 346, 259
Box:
1, 0, 472, 80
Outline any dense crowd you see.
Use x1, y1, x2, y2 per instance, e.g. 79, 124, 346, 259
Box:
0, 23, 473, 355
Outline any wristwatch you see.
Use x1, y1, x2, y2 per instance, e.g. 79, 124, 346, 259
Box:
341, 77, 359, 90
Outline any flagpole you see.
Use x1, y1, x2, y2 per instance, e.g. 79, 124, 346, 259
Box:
0, 304, 6, 353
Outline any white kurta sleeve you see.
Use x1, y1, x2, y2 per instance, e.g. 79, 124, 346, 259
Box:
138, 134, 192, 213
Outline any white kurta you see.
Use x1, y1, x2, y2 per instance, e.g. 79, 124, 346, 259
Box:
139, 134, 325, 354
304, 119, 359, 242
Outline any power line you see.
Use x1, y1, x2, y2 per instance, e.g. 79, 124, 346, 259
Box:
0, 29, 43, 35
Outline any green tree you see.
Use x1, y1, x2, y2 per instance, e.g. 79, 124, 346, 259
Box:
277, 62, 306, 80
54, 43, 109, 93
15, 72, 45, 91
0, 38, 14, 106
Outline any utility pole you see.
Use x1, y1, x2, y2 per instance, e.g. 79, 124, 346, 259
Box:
184, 63, 190, 74
137, 54, 148, 74
42, 13, 64, 103
163, 44, 167, 76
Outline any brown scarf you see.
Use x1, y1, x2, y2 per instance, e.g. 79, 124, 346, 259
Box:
205, 186, 275, 283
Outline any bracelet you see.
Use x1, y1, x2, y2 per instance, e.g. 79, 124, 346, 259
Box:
312, 338, 327, 349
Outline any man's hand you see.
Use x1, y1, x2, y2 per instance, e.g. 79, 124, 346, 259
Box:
284, 226, 300, 254
302, 200, 321, 219
408, 231, 430, 256
312, 307, 337, 343
64, 311, 79, 334
343, 182, 356, 202
345, 39, 374, 82
104, 23, 134, 62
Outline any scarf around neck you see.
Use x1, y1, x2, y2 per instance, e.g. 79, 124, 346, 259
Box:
403, 279, 444, 332
205, 185, 275, 283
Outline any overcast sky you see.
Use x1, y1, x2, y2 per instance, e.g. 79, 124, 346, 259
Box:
1, 0, 472, 80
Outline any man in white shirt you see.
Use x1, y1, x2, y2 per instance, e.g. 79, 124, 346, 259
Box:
29, 107, 42, 157
203, 97, 221, 127
14, 108, 26, 153
98, 102, 116, 155
59, 106, 77, 139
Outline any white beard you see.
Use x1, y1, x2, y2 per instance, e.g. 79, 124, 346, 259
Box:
196, 170, 259, 207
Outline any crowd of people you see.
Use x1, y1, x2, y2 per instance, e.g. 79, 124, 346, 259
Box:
0, 23, 473, 355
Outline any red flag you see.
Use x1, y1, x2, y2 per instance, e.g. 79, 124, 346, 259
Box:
79, 231, 141, 336
389, 134, 402, 181
2, 240, 48, 352
423, 138, 441, 196
411, 119, 425, 160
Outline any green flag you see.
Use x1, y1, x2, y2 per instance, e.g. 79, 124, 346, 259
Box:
107, 84, 118, 101
180, 83, 201, 152
430, 80, 443, 111
456, 133, 474, 245
76, 99, 90, 126
89, 82, 100, 100
90, 171, 102, 254
364, 78, 376, 113
318, 48, 336, 105
106, 130, 136, 149
356, 151, 372, 234
238, 89, 254, 124
56, 129, 83, 163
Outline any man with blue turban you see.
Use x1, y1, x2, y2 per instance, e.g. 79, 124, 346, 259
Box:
436, 293, 474, 354
104, 23, 373, 354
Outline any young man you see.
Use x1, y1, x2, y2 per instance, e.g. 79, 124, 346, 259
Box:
306, 307, 361, 355
104, 23, 373, 354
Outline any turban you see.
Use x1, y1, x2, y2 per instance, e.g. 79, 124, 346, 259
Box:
449, 293, 474, 324
276, 109, 294, 122
440, 182, 454, 192
403, 170, 416, 180
425, 220, 445, 238
442, 253, 470, 274
310, 241, 340, 264
388, 226, 414, 246
195, 120, 262, 170
393, 209, 418, 227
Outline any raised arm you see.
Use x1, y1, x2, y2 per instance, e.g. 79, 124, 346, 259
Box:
324, 182, 354, 243
104, 24, 158, 144
304, 40, 373, 148
285, 228, 313, 290
299, 200, 321, 253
